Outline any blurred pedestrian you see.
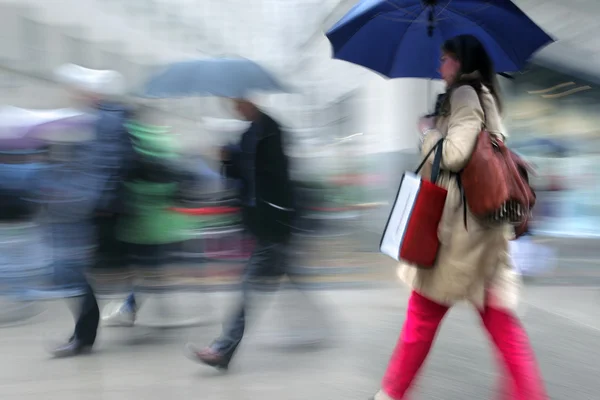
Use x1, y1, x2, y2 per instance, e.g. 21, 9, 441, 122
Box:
186, 98, 316, 370
0, 143, 50, 321
372, 35, 547, 400
101, 104, 194, 326
48, 64, 135, 357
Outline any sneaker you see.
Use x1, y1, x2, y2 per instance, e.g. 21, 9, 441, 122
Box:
101, 301, 136, 327
185, 342, 232, 370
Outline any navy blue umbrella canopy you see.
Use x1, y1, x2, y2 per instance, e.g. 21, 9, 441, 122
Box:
143, 58, 287, 99
326, 0, 554, 79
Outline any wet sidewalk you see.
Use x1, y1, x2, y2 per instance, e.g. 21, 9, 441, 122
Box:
1, 286, 599, 399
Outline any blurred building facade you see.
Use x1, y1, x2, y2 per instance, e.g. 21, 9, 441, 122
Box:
504, 0, 600, 237
2, 0, 600, 241
0, 0, 445, 155
505, 65, 600, 237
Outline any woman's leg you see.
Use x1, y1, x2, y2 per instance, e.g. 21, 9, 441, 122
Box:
479, 306, 548, 400
492, 351, 517, 400
381, 291, 450, 399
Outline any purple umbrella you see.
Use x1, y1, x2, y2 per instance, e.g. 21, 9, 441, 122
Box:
0, 107, 95, 151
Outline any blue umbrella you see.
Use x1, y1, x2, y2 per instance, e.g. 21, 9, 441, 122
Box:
326, 0, 554, 78
143, 58, 287, 99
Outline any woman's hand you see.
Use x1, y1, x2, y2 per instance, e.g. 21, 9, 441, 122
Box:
418, 116, 436, 134
417, 116, 436, 147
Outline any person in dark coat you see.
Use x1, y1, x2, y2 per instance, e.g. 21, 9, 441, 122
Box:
48, 65, 135, 357
186, 98, 300, 369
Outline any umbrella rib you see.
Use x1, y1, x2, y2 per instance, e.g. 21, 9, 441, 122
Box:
439, 0, 495, 18
348, 1, 422, 31
442, 6, 521, 70
385, 6, 429, 75
435, 0, 452, 18
368, 6, 420, 26
382, 0, 422, 18
333, 4, 421, 63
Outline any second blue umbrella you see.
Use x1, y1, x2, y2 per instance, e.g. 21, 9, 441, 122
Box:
143, 58, 287, 99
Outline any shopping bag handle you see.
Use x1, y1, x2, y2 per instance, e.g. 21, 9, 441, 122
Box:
415, 138, 444, 183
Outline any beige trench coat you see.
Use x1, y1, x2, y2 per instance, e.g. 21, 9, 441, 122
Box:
397, 81, 521, 312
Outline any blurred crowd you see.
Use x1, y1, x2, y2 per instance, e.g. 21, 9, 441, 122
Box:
3, 1, 600, 399
0, 62, 370, 358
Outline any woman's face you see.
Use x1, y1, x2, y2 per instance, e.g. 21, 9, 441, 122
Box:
439, 51, 461, 86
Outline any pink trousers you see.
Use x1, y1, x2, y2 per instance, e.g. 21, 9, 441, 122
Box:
382, 291, 548, 400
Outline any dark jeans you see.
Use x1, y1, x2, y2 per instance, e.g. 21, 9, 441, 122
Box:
72, 215, 120, 345
74, 243, 174, 344
127, 243, 175, 268
92, 215, 128, 271
74, 283, 100, 345
213, 238, 294, 356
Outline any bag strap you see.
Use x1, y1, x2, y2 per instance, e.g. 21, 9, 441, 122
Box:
415, 138, 444, 183
456, 174, 468, 230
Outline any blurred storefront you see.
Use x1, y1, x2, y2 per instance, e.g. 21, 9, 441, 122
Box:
506, 64, 600, 237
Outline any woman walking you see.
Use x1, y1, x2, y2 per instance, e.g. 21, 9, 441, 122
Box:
372, 35, 547, 400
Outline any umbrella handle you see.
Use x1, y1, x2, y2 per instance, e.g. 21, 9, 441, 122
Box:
427, 7, 435, 37
428, 79, 432, 112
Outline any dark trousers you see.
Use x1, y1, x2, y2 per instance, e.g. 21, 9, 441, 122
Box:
73, 215, 123, 344
74, 283, 100, 345
213, 238, 293, 355
73, 243, 172, 344
74, 215, 175, 343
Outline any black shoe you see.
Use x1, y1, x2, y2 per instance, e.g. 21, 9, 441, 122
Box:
50, 336, 93, 358
185, 343, 233, 370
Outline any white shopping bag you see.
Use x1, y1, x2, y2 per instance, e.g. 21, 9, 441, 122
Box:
380, 140, 447, 267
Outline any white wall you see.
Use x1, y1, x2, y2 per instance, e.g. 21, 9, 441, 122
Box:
358, 76, 446, 154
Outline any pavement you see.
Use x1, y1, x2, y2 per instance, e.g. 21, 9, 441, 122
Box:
1, 285, 600, 399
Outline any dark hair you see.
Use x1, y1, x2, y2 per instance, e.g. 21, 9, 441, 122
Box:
442, 34, 503, 113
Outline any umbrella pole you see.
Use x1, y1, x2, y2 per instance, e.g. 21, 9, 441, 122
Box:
426, 78, 435, 116
428, 79, 432, 112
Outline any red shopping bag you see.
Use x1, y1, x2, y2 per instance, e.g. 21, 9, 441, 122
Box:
380, 140, 447, 268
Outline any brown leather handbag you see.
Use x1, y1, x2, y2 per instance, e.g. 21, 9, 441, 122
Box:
460, 129, 536, 238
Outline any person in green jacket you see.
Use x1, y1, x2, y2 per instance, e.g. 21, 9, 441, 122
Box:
102, 105, 195, 326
